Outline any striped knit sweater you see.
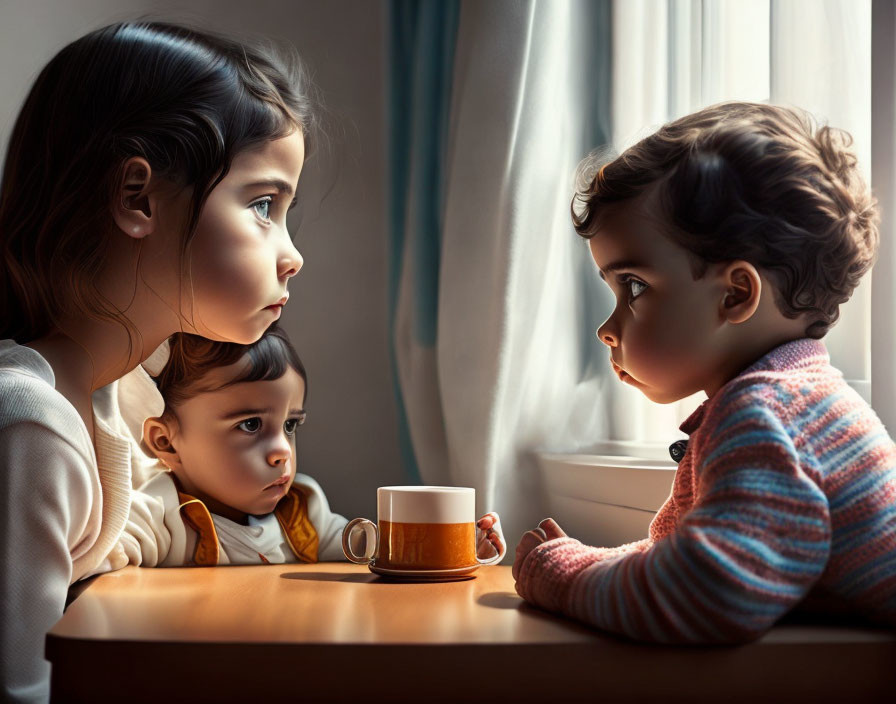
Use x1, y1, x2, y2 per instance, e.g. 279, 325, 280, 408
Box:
516, 338, 896, 642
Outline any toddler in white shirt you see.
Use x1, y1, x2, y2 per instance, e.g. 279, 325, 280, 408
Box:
116, 323, 347, 566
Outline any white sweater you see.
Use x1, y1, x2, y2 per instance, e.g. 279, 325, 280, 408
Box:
0, 341, 160, 703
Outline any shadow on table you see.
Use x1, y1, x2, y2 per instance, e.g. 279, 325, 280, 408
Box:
281, 571, 487, 585
65, 575, 99, 611
476, 591, 521, 609
280, 571, 376, 583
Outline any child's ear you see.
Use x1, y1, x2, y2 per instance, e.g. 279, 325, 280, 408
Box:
143, 416, 182, 471
112, 157, 156, 240
719, 260, 762, 325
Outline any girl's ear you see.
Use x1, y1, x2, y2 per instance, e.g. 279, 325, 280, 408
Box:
113, 157, 156, 239
719, 260, 762, 325
143, 416, 182, 470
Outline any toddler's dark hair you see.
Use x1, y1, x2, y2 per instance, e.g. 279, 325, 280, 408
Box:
1, 21, 317, 344
572, 101, 879, 338
154, 323, 307, 421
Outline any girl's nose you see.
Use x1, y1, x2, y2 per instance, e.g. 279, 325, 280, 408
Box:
596, 316, 619, 348
279, 237, 303, 279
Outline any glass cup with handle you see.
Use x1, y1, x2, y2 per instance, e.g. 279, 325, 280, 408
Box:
342, 486, 505, 576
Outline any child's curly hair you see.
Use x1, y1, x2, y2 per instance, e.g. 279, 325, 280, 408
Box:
572, 101, 879, 338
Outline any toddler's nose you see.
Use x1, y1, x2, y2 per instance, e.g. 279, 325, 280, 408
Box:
267, 440, 291, 468
596, 319, 619, 347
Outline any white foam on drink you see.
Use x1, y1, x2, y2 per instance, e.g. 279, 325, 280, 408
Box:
377, 486, 474, 524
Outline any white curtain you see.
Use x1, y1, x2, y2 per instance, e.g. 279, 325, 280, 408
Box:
395, 0, 881, 552
610, 0, 873, 438
395, 0, 611, 546
872, 0, 896, 435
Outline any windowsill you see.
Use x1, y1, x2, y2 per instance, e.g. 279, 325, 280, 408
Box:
536, 445, 677, 546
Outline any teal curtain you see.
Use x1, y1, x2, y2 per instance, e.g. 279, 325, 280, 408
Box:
388, 0, 460, 482
388, 1, 613, 496
579, 0, 613, 378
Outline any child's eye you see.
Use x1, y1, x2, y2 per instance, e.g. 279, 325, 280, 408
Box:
284, 419, 298, 435
237, 417, 262, 433
252, 197, 273, 222
620, 275, 648, 301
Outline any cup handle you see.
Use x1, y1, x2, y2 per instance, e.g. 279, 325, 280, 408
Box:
342, 518, 378, 564
476, 512, 507, 566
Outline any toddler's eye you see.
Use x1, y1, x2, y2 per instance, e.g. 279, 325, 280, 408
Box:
237, 417, 262, 433
284, 419, 299, 435
253, 198, 272, 221
620, 275, 647, 301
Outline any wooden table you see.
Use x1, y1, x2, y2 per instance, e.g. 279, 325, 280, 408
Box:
48, 564, 896, 703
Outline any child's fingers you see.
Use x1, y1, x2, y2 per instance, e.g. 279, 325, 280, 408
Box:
488, 515, 506, 557
477, 534, 498, 559
517, 529, 545, 552
480, 530, 505, 561
512, 530, 545, 580
511, 555, 524, 582
477, 516, 502, 554
538, 517, 566, 540
476, 512, 498, 530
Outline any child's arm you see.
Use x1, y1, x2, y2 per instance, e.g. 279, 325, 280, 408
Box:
0, 423, 93, 702
516, 396, 830, 643
514, 521, 652, 612
86, 472, 192, 574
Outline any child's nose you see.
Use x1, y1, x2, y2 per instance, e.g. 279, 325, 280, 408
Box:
267, 438, 292, 468
596, 317, 619, 347
278, 238, 303, 279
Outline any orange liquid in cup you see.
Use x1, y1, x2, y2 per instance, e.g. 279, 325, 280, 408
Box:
376, 520, 477, 570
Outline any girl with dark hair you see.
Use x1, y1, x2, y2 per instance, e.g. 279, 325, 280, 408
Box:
0, 21, 311, 700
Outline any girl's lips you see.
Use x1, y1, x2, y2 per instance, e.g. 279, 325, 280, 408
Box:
264, 294, 289, 312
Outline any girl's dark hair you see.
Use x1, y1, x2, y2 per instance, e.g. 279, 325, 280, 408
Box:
572, 101, 879, 338
0, 21, 317, 343
154, 323, 307, 419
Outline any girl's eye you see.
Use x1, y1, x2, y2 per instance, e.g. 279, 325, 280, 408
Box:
253, 198, 272, 221
237, 417, 262, 433
284, 419, 298, 435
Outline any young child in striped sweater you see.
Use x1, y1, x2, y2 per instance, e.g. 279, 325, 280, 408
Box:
513, 101, 896, 642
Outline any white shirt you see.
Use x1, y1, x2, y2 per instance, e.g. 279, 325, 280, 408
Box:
213, 512, 291, 564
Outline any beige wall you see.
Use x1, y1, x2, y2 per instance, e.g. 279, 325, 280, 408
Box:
0, 0, 404, 520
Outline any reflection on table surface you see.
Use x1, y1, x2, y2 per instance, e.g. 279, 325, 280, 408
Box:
54, 562, 600, 644
48, 564, 896, 704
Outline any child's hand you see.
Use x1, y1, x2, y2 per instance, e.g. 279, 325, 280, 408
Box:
476, 512, 505, 560
512, 518, 566, 581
